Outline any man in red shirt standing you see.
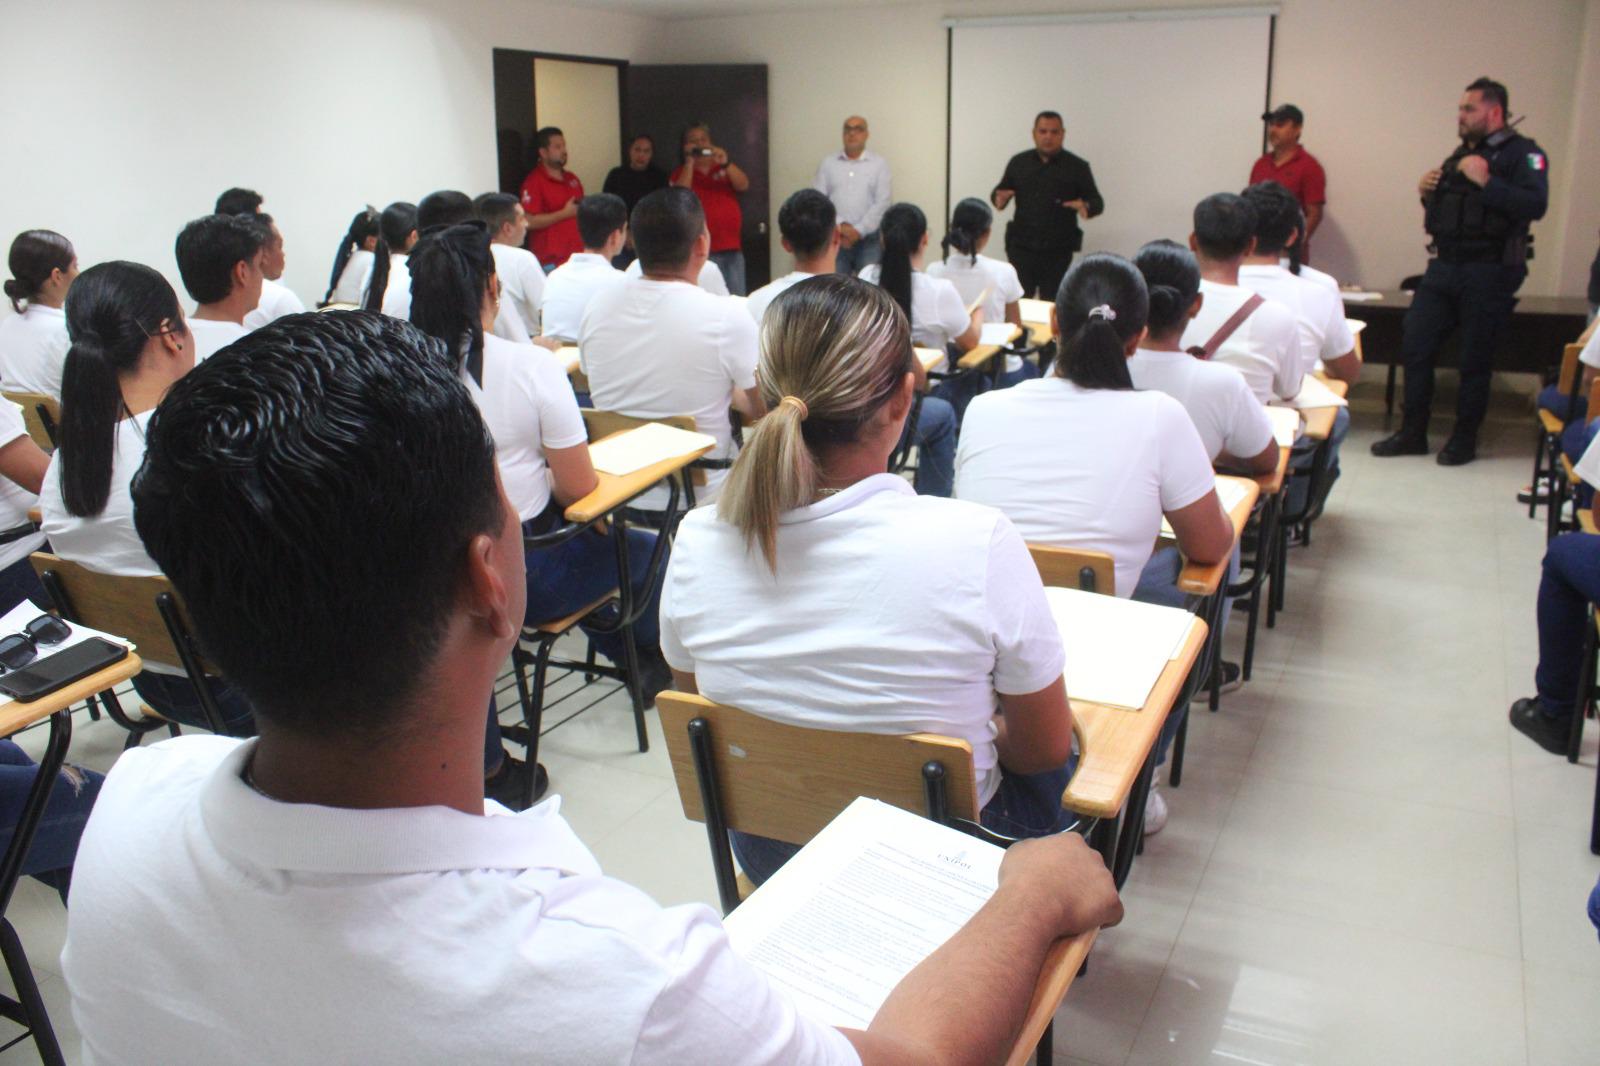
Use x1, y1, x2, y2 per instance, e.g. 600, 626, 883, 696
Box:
1250, 105, 1326, 259
671, 122, 749, 294
520, 126, 584, 270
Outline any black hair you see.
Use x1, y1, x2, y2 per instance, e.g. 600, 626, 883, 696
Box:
1287, 206, 1307, 276
534, 126, 564, 152
1192, 193, 1258, 261
131, 311, 504, 739
324, 207, 381, 306
408, 222, 495, 387
5, 230, 74, 313
473, 192, 522, 236
629, 133, 655, 151
175, 214, 266, 305
1034, 110, 1064, 126
1467, 76, 1509, 116
1133, 239, 1201, 340
214, 187, 263, 216
58, 261, 186, 518
876, 203, 926, 320
1052, 253, 1148, 391
363, 201, 418, 312
417, 190, 474, 232
942, 197, 992, 266
631, 187, 705, 273
776, 189, 836, 259
1240, 181, 1300, 256
577, 193, 629, 250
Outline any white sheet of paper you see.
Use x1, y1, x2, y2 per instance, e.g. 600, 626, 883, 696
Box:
1287, 374, 1348, 410
965, 287, 993, 317
0, 602, 135, 714
1344, 318, 1368, 335
1339, 291, 1386, 302
1161, 476, 1250, 538
1265, 405, 1303, 447
1019, 297, 1054, 324
1044, 586, 1195, 709
586, 422, 717, 477
556, 345, 580, 373
724, 797, 1003, 1029
914, 347, 946, 372
978, 322, 1014, 346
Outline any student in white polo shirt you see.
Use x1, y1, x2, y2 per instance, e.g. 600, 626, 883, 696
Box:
382, 191, 534, 344
1179, 193, 1300, 403
62, 311, 1123, 1064
241, 214, 306, 328
366, 201, 417, 313
662, 275, 1076, 883
581, 188, 765, 511
321, 206, 380, 307
475, 191, 546, 336
540, 193, 628, 342
1, 229, 77, 398
623, 249, 729, 294
174, 214, 266, 361
928, 197, 1035, 388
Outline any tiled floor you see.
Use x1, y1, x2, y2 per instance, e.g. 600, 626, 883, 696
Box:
2, 370, 1597, 1063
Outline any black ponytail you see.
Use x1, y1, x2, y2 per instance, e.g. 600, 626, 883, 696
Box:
59, 262, 184, 517
324, 206, 381, 306
877, 203, 925, 321
1287, 207, 1306, 276
364, 201, 418, 312
1052, 253, 1149, 392
5, 230, 75, 313
941, 197, 992, 267
1133, 239, 1201, 341
407, 222, 495, 386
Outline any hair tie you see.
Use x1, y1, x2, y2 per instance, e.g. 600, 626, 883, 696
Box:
779, 395, 809, 421
1087, 304, 1117, 322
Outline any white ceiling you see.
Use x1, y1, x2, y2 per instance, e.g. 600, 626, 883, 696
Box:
570, 0, 1073, 23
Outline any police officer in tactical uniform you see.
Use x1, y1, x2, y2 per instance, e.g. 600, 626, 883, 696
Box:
1372, 77, 1549, 465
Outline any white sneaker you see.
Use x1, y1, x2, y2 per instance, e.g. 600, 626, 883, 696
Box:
1142, 785, 1168, 836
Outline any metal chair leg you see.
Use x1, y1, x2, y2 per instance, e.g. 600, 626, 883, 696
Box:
1530, 425, 1547, 520
1169, 711, 1188, 788
0, 921, 64, 1066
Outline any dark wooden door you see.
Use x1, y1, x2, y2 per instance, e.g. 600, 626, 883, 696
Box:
623, 64, 771, 291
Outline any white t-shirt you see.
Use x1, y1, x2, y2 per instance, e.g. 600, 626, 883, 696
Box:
928, 254, 1024, 371
579, 277, 758, 507
39, 410, 160, 578
858, 265, 970, 350
660, 475, 1065, 806
541, 252, 624, 341
625, 257, 730, 296
0, 303, 70, 399
0, 400, 46, 571
187, 318, 248, 363
1284, 258, 1340, 294
1238, 263, 1354, 379
1180, 279, 1301, 403
61, 736, 862, 1066
243, 278, 305, 330
955, 378, 1216, 597
383, 255, 530, 343
465, 334, 588, 522
744, 270, 817, 327
1576, 423, 1600, 487
1127, 347, 1274, 463
1579, 323, 1600, 371
327, 248, 374, 306
491, 243, 546, 337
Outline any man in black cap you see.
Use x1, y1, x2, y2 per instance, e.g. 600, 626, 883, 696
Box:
1249, 104, 1326, 254
1372, 76, 1549, 466
990, 110, 1103, 300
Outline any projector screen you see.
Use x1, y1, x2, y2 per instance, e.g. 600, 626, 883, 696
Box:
948, 9, 1275, 265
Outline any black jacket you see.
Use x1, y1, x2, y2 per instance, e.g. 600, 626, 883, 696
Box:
992, 149, 1103, 253
1423, 128, 1548, 262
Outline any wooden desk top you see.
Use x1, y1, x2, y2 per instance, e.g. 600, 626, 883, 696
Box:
563, 432, 714, 525
956, 323, 1024, 371
914, 347, 945, 373
0, 652, 144, 737
1176, 476, 1260, 596
1299, 377, 1346, 441
1005, 928, 1100, 1066
1240, 445, 1291, 497
1062, 619, 1208, 819
1343, 290, 1590, 318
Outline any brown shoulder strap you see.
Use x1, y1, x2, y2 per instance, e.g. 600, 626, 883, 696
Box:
1187, 293, 1265, 360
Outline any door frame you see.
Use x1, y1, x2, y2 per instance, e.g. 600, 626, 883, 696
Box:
492, 49, 630, 194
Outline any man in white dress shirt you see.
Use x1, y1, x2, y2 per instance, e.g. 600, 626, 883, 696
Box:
174, 214, 265, 361
60, 310, 1123, 1065
814, 115, 892, 277
540, 194, 628, 342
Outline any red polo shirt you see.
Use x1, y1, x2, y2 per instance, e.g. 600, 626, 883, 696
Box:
520, 166, 584, 268
1249, 146, 1327, 211
672, 164, 743, 253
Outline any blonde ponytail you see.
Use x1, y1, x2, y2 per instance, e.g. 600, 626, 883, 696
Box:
717, 275, 910, 572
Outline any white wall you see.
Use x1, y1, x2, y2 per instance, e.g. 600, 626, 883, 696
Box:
652, 0, 1596, 297
0, 0, 660, 314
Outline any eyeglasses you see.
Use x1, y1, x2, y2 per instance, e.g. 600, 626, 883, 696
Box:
843, 124, 868, 133
0, 616, 72, 672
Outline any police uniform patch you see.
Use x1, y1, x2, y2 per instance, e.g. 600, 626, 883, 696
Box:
1529, 153, 1546, 170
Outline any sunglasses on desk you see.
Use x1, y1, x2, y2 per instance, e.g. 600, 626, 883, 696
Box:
0, 615, 73, 672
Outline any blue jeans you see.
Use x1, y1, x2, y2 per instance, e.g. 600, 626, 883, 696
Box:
0, 554, 46, 616
999, 359, 1041, 390
0, 740, 102, 905
130, 671, 256, 736
1590, 873, 1600, 943
731, 755, 1079, 886
1563, 419, 1600, 510
835, 234, 881, 278
1534, 532, 1600, 718
709, 250, 746, 296
1286, 406, 1350, 515
524, 526, 664, 664
898, 395, 957, 497
1539, 382, 1587, 425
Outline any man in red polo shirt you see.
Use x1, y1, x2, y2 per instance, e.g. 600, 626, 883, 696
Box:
1249, 104, 1326, 259
520, 126, 584, 270
671, 122, 749, 294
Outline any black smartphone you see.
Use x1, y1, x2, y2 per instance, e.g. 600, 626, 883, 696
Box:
0, 637, 129, 702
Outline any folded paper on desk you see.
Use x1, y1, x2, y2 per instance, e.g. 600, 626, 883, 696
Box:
724, 796, 1003, 1029
587, 422, 717, 477
1339, 291, 1385, 302
1044, 586, 1194, 709
1265, 404, 1303, 447
557, 345, 580, 373
978, 322, 1015, 346
1344, 318, 1367, 335
1161, 477, 1250, 539
914, 347, 946, 372
1286, 375, 1348, 410
1019, 297, 1054, 324
0, 601, 135, 712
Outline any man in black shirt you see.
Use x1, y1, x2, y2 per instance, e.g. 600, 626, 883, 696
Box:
990, 111, 1104, 300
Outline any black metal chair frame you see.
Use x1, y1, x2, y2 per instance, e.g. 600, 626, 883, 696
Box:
1223, 491, 1282, 690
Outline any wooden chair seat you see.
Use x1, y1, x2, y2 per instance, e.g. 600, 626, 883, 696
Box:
527, 590, 618, 636
1539, 408, 1567, 436
1027, 544, 1115, 596
3, 391, 59, 451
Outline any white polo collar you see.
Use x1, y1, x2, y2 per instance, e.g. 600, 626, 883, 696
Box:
835, 149, 876, 164
779, 472, 912, 524
24, 304, 64, 321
